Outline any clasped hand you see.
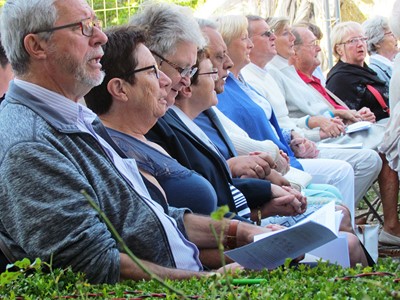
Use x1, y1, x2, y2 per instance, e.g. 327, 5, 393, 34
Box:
319, 117, 345, 139
254, 184, 307, 219
227, 152, 276, 179
290, 137, 319, 158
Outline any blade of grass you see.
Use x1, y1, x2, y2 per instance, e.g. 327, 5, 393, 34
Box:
81, 190, 188, 298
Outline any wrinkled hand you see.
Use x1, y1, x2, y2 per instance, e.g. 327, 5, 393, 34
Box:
273, 150, 290, 175
281, 185, 307, 213
249, 151, 278, 169
215, 262, 244, 274
254, 184, 306, 218
334, 109, 363, 124
358, 107, 376, 123
266, 169, 291, 186
265, 224, 286, 231
227, 152, 275, 179
290, 137, 319, 158
318, 117, 345, 139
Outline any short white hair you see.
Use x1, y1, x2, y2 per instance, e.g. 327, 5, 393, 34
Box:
362, 16, 390, 54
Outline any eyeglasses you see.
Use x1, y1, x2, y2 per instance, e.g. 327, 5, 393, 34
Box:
125, 65, 160, 79
260, 29, 275, 38
338, 37, 368, 46
301, 39, 320, 47
33, 17, 102, 37
151, 50, 198, 78
197, 68, 219, 80
384, 31, 395, 38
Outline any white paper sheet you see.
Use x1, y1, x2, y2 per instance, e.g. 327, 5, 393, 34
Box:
345, 121, 372, 134
317, 143, 363, 149
225, 221, 337, 270
225, 202, 350, 269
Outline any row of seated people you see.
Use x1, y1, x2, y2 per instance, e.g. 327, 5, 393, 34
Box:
1, 0, 305, 283
1, 0, 398, 283
85, 15, 368, 266
84, 1, 397, 266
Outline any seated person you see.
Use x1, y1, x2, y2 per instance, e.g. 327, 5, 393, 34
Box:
326, 21, 390, 122
214, 14, 360, 221
0, 34, 13, 103
196, 18, 349, 211
130, 2, 306, 222
362, 16, 398, 86
85, 29, 218, 216
377, 0, 400, 246
287, 25, 386, 151
240, 16, 381, 207
0, 0, 292, 283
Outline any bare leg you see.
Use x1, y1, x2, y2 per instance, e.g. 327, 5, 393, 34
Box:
336, 205, 355, 234
378, 154, 400, 236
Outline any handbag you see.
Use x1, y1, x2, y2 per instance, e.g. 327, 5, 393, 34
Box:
366, 84, 390, 115
356, 224, 379, 263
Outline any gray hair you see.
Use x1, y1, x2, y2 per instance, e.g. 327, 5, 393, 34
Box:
129, 2, 206, 57
292, 25, 309, 46
197, 18, 217, 30
0, 0, 58, 75
362, 16, 390, 54
246, 15, 265, 36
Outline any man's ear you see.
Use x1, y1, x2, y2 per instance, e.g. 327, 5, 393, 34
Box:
180, 85, 192, 98
107, 78, 129, 102
23, 33, 48, 60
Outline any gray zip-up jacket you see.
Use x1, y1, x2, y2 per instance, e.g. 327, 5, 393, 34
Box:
0, 82, 191, 283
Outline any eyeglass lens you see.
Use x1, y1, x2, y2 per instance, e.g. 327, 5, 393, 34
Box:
262, 29, 274, 38
343, 37, 368, 45
198, 68, 218, 80
82, 18, 102, 37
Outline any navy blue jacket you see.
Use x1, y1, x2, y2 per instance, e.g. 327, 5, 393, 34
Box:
147, 109, 272, 212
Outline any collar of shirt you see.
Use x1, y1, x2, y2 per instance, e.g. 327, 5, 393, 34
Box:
371, 53, 394, 67
296, 69, 321, 85
13, 78, 85, 124
271, 55, 290, 70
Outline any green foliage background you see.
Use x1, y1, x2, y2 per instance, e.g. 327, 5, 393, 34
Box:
0, 0, 205, 28
87, 0, 205, 28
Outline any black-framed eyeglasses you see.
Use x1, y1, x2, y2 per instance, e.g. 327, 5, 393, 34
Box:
338, 37, 368, 46
33, 17, 102, 37
151, 50, 198, 78
125, 65, 160, 79
197, 68, 219, 81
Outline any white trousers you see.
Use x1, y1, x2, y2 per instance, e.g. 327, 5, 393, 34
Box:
318, 148, 382, 205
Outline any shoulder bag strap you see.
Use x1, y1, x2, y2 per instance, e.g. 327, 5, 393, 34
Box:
366, 84, 390, 115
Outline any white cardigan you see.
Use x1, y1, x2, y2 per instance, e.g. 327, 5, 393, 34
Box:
242, 61, 321, 142
212, 106, 280, 161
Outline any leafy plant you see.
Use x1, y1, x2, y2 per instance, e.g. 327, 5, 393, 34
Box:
1, 257, 400, 299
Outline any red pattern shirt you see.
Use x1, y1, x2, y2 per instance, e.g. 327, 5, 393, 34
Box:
296, 69, 347, 110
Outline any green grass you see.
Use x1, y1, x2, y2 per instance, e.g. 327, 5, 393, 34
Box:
1, 258, 400, 299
